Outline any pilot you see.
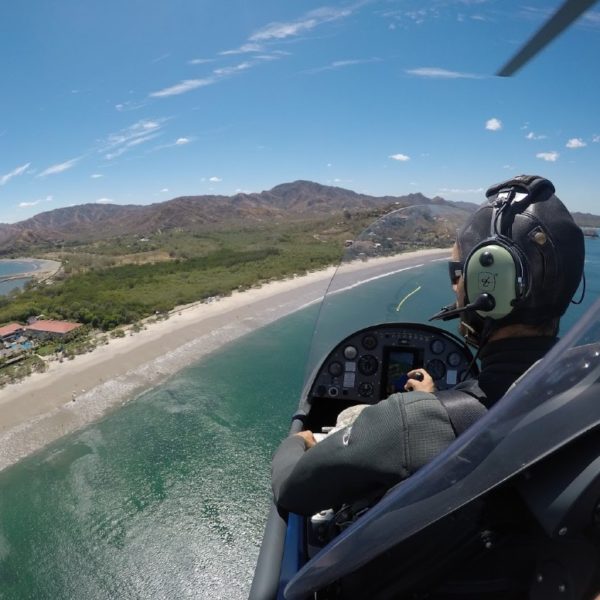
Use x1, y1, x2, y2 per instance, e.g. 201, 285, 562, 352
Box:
271, 175, 585, 516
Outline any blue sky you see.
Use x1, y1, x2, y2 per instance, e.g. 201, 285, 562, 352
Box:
1, 0, 599, 224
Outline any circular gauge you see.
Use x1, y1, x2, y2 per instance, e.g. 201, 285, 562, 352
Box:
357, 354, 379, 376
328, 386, 339, 397
358, 382, 374, 398
447, 352, 462, 367
344, 345, 358, 360
328, 361, 343, 377
362, 334, 377, 350
430, 339, 445, 355
426, 359, 447, 381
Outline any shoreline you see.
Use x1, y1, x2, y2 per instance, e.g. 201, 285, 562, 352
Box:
0, 248, 450, 472
0, 257, 62, 283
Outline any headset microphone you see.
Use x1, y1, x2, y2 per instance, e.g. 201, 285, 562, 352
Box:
429, 293, 496, 322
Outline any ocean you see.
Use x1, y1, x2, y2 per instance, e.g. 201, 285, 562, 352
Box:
0, 240, 597, 599
0, 261, 37, 297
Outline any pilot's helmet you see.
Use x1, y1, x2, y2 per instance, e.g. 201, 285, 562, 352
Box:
456, 175, 584, 337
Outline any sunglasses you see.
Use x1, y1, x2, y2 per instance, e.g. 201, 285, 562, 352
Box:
448, 260, 463, 285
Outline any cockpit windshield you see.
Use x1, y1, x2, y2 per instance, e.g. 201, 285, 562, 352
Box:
287, 205, 600, 599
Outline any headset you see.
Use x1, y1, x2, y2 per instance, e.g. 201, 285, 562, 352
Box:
463, 186, 532, 321
430, 175, 583, 346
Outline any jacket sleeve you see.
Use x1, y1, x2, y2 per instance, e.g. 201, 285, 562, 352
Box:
271, 391, 455, 516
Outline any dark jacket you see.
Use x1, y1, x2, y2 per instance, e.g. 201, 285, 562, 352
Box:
271, 336, 556, 515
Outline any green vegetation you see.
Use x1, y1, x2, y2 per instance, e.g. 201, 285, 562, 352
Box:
0, 218, 364, 331
0, 207, 456, 342
0, 355, 47, 387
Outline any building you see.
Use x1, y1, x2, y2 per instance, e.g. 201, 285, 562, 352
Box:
0, 323, 24, 343
25, 320, 82, 341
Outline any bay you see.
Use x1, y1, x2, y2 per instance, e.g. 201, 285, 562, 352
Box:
0, 261, 38, 297
0, 239, 597, 599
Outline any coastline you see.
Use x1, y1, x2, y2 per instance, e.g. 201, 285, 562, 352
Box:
0, 257, 61, 282
0, 248, 449, 472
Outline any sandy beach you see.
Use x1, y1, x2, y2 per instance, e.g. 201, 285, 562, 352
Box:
0, 257, 62, 282
0, 248, 450, 471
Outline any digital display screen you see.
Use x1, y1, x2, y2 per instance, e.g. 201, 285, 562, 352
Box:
382, 348, 420, 396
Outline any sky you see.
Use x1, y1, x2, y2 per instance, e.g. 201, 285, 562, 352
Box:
0, 0, 599, 224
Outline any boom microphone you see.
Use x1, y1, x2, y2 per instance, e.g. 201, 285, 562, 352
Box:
429, 293, 496, 322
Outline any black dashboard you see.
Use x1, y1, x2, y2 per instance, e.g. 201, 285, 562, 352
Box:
308, 323, 478, 405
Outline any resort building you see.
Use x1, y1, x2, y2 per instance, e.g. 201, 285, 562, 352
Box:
25, 320, 82, 340
0, 323, 24, 342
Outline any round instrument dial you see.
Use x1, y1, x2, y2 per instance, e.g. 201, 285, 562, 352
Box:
358, 382, 374, 397
430, 339, 445, 355
362, 334, 378, 350
344, 345, 358, 360
328, 361, 343, 376
447, 352, 462, 367
426, 358, 447, 381
357, 354, 379, 376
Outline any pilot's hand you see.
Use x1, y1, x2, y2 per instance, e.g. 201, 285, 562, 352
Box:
294, 430, 317, 450
404, 369, 435, 393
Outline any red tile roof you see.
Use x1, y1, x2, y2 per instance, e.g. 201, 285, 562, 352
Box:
0, 323, 23, 338
25, 320, 81, 334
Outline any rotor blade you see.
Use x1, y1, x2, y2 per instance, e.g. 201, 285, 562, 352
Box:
497, 0, 598, 76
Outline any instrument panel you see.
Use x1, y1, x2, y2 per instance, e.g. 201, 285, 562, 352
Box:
308, 323, 477, 404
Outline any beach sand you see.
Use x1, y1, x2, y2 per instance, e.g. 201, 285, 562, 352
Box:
0, 248, 449, 471
0, 257, 61, 282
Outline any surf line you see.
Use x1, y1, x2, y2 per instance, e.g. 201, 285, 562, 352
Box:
295, 264, 424, 312
395, 285, 422, 312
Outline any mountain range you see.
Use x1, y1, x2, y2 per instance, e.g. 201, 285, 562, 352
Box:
0, 180, 594, 253
0, 181, 480, 252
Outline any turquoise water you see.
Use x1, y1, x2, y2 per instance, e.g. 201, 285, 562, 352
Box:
0, 261, 37, 297
0, 240, 597, 599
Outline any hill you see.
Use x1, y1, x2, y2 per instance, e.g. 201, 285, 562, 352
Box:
0, 181, 478, 253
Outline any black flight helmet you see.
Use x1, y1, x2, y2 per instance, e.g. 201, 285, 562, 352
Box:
433, 175, 585, 346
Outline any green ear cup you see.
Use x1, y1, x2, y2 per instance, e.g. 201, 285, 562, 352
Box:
465, 244, 518, 319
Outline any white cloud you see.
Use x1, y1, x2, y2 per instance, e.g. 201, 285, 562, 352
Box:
38, 157, 80, 177
308, 58, 381, 74
1, 162, 30, 186
405, 67, 481, 79
219, 44, 262, 56
536, 151, 559, 162
102, 119, 167, 159
151, 136, 195, 152
149, 78, 215, 98
250, 6, 354, 42
485, 118, 502, 131
18, 195, 53, 208
91, 173, 103, 179
525, 131, 547, 140
209, 176, 222, 182
128, 133, 160, 147
151, 53, 170, 64
593, 135, 600, 143
96, 198, 114, 204
582, 10, 600, 28
161, 188, 169, 192
566, 137, 586, 149
115, 100, 147, 112
213, 62, 253, 77
188, 58, 214, 65
150, 59, 256, 99
389, 153, 410, 161
105, 133, 161, 159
